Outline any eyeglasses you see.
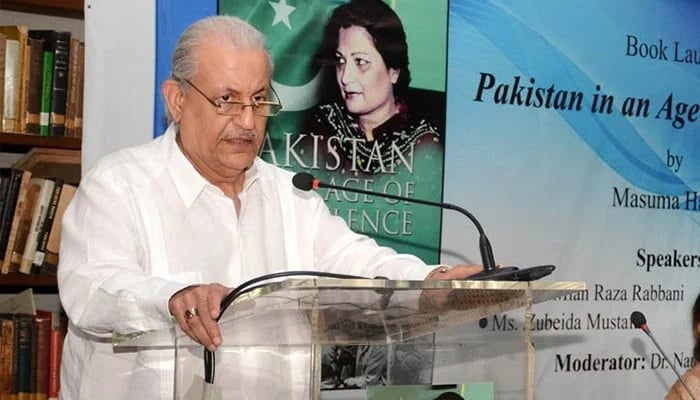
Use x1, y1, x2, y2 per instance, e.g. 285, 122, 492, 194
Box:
177, 77, 283, 117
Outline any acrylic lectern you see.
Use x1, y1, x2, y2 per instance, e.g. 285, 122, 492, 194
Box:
112, 278, 584, 400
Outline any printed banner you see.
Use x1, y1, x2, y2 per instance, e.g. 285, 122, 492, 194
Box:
152, 0, 700, 398
442, 1, 699, 399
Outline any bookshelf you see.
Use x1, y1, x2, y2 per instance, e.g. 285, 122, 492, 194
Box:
0, 272, 58, 293
0, 6, 82, 400
0, 133, 81, 152
0, 4, 84, 295
0, 136, 81, 294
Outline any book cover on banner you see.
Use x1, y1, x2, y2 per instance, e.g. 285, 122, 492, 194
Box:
219, 0, 448, 263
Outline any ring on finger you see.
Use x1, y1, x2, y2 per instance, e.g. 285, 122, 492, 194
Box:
184, 306, 199, 321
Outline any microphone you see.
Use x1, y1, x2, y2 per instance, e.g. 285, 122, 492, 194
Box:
631, 311, 697, 400
292, 172, 555, 281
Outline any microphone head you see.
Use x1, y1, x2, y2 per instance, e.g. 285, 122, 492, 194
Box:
631, 311, 647, 329
292, 172, 315, 191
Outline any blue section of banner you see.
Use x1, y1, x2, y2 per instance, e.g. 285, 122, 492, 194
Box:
154, 0, 218, 137
443, 1, 700, 398
448, 0, 698, 197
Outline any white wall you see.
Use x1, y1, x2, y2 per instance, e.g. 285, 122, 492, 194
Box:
82, 0, 155, 172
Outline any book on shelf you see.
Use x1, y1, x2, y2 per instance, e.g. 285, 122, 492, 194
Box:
46, 310, 66, 400
7, 179, 40, 274
17, 31, 30, 135
2, 38, 20, 134
18, 178, 54, 275
0, 26, 29, 134
0, 33, 6, 131
23, 37, 44, 135
72, 42, 84, 139
0, 316, 16, 399
0, 169, 26, 267
14, 313, 35, 400
1, 169, 33, 275
27, 31, 53, 137
64, 38, 80, 139
41, 183, 75, 275
33, 311, 51, 400
31, 179, 63, 273
0, 170, 12, 237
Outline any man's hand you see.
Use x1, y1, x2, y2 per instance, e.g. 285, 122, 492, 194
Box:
425, 264, 484, 281
420, 264, 484, 312
168, 283, 232, 351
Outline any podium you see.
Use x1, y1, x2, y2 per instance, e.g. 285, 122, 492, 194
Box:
113, 278, 584, 400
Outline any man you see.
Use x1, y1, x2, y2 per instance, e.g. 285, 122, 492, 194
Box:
57, 15, 481, 399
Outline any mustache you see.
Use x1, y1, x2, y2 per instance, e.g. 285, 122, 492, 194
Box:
219, 129, 257, 141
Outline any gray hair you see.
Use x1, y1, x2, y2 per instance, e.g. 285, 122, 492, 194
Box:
164, 15, 274, 124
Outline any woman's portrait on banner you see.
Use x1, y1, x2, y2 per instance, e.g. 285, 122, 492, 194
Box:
308, 0, 444, 176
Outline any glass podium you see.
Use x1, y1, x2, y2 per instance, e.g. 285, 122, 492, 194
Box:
113, 278, 585, 400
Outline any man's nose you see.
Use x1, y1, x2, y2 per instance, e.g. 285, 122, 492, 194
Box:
234, 105, 256, 130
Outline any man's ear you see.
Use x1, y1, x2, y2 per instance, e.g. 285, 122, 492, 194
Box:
162, 79, 185, 123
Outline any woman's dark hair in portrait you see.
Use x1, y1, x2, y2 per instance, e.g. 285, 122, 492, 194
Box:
317, 0, 411, 101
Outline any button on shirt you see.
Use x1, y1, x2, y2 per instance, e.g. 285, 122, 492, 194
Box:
57, 124, 432, 400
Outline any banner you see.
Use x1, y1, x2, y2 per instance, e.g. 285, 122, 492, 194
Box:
442, 1, 699, 399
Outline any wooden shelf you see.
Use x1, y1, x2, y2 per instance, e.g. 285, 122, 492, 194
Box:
0, 0, 83, 19
0, 132, 81, 153
0, 273, 58, 294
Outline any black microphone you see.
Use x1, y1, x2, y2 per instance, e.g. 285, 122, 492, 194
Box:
631, 311, 697, 400
292, 172, 555, 281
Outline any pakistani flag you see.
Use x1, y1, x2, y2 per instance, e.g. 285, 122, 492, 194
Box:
220, 0, 446, 264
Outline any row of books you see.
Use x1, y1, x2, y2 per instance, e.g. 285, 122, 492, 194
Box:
0, 25, 84, 137
0, 290, 67, 400
0, 165, 76, 276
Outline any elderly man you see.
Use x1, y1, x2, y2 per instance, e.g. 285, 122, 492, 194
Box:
58, 15, 480, 400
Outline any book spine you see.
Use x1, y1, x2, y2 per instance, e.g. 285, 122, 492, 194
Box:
40, 184, 75, 275
0, 319, 15, 398
14, 27, 28, 134
2, 171, 32, 275
14, 315, 34, 400
33, 313, 50, 400
16, 35, 30, 134
2, 40, 20, 132
0, 170, 23, 268
31, 181, 62, 273
0, 172, 12, 243
23, 38, 44, 135
8, 182, 39, 273
63, 39, 79, 138
73, 43, 84, 138
46, 312, 65, 400
0, 34, 6, 130
48, 32, 70, 137
38, 52, 53, 137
